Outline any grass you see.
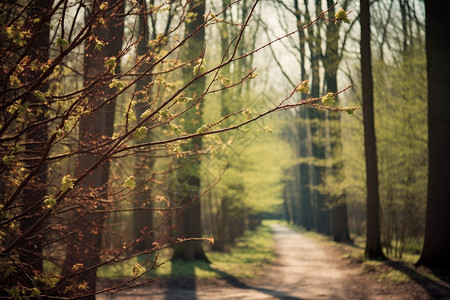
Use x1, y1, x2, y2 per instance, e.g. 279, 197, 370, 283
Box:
98, 222, 275, 280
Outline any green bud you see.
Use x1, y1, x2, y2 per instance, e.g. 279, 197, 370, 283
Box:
33, 90, 47, 102
43, 196, 57, 209
56, 37, 69, 48
61, 175, 74, 191
321, 93, 335, 106
296, 80, 309, 94
124, 176, 136, 189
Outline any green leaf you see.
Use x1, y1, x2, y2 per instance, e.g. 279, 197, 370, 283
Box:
56, 37, 69, 48
99, 2, 108, 10
193, 59, 206, 76
217, 74, 232, 86
109, 79, 125, 90
295, 80, 309, 94
196, 124, 209, 134
134, 126, 148, 141
335, 8, 346, 19
159, 110, 172, 121
104, 57, 117, 74
169, 123, 181, 134
2, 155, 14, 166
321, 92, 335, 106
33, 90, 47, 102
95, 40, 105, 51
61, 175, 74, 192
43, 196, 57, 209
248, 72, 258, 79
6, 25, 27, 46
30, 288, 41, 298
342, 107, 355, 115
124, 176, 136, 189
334, 8, 350, 24
9, 75, 20, 88
140, 108, 152, 120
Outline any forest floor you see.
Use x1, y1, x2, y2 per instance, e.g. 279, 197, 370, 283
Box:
98, 224, 450, 299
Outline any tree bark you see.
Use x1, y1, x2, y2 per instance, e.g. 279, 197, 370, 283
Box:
132, 0, 154, 255
360, 0, 385, 259
417, 0, 450, 270
324, 0, 351, 243
19, 0, 52, 275
60, 1, 125, 297
171, 0, 209, 263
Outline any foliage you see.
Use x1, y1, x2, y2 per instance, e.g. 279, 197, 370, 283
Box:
98, 223, 275, 279
0, 0, 352, 298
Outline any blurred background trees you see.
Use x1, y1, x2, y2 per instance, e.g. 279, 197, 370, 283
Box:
2, 0, 448, 298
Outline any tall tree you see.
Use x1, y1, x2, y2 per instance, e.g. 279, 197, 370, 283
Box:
171, 0, 209, 262
417, 0, 450, 269
60, 1, 125, 297
294, 0, 315, 231
324, 0, 351, 243
309, 0, 329, 234
360, 0, 385, 259
19, 0, 52, 275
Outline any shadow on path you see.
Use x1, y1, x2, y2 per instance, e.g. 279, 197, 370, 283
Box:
385, 260, 450, 299
164, 259, 306, 300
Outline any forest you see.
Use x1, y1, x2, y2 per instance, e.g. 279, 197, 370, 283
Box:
0, 0, 449, 299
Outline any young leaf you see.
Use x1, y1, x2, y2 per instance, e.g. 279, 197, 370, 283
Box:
134, 126, 148, 141
124, 176, 136, 189
321, 92, 335, 106
43, 196, 57, 209
193, 59, 206, 76
99, 2, 108, 10
342, 107, 356, 115
334, 8, 350, 24
104, 57, 117, 74
109, 79, 125, 90
159, 110, 172, 121
196, 124, 209, 134
169, 123, 181, 134
296, 80, 309, 94
61, 175, 74, 191
140, 108, 152, 120
95, 40, 105, 51
2, 155, 14, 166
217, 74, 232, 86
33, 90, 47, 102
56, 37, 69, 48
9, 75, 20, 88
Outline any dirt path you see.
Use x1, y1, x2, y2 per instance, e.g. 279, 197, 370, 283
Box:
98, 224, 449, 299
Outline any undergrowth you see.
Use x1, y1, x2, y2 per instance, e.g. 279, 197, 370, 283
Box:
98, 222, 275, 280
281, 220, 448, 286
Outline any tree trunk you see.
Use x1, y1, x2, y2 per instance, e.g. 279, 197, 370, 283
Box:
294, 0, 314, 230
132, 0, 154, 255
417, 0, 450, 270
60, 1, 125, 297
324, 0, 351, 243
19, 0, 52, 275
171, 0, 209, 263
360, 0, 385, 259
